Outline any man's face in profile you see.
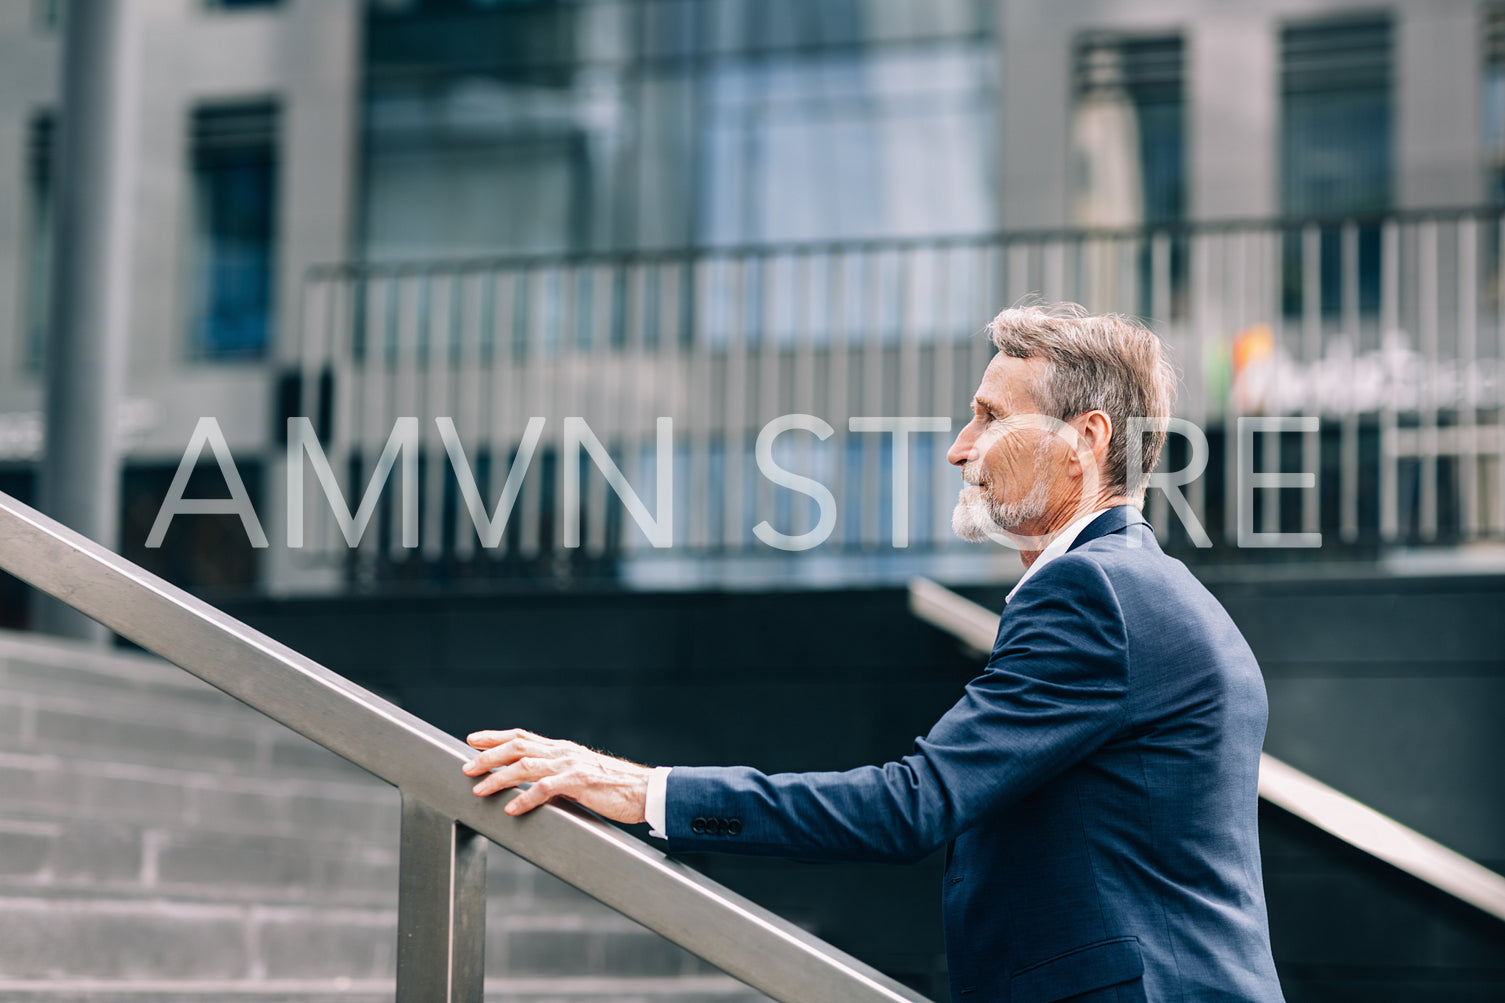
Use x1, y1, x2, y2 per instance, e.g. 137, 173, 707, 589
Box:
947, 353, 1065, 542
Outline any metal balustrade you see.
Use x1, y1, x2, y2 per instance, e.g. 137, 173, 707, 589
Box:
293, 210, 1505, 581
0, 488, 933, 1003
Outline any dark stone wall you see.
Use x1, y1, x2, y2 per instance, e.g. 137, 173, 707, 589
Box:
220, 570, 1505, 1001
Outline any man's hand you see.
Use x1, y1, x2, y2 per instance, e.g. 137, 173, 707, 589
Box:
463, 728, 651, 824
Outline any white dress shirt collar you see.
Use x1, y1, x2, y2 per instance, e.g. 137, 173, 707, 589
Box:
1005, 505, 1131, 604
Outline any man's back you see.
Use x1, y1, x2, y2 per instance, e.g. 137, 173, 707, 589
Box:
940, 508, 1282, 1000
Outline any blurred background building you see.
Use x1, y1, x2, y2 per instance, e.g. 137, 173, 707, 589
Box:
2, 0, 1504, 597
0, 1, 1502, 1000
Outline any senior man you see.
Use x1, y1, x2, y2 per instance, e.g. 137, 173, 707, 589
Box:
464, 304, 1285, 1002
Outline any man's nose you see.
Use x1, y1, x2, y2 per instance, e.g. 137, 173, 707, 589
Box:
947, 426, 976, 468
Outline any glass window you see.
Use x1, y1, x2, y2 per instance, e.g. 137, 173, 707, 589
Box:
1069, 33, 1185, 316
358, 0, 996, 259
698, 42, 995, 246
1280, 15, 1391, 316
1070, 34, 1184, 228
1485, 5, 1505, 203
1281, 16, 1392, 217
25, 113, 54, 370
189, 101, 279, 359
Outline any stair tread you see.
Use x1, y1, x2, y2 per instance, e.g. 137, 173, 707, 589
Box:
0, 975, 771, 1002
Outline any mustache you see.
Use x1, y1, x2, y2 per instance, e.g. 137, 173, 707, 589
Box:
960, 463, 986, 486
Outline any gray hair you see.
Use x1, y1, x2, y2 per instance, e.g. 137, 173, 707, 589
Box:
987, 302, 1177, 499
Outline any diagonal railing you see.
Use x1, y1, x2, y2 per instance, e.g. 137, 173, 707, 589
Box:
0, 487, 933, 1003
908, 576, 1505, 925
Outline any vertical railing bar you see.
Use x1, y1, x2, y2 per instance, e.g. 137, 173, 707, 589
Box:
690, 259, 713, 549
828, 250, 850, 550
357, 277, 390, 571
518, 268, 544, 560
553, 266, 578, 558
298, 278, 330, 555
1262, 231, 1283, 537
395, 795, 486, 1003
1340, 222, 1360, 542
1148, 231, 1172, 534
1420, 220, 1440, 540
1043, 239, 1065, 303
329, 275, 358, 564
1116, 232, 1136, 317
1007, 239, 1027, 309
392, 275, 422, 560
1223, 232, 1247, 545
724, 255, 748, 551
421, 273, 451, 563
586, 265, 613, 558
862, 251, 884, 548
897, 248, 919, 548
1459, 218, 1479, 537
1187, 232, 1212, 543
1149, 225, 1173, 536
932, 246, 956, 548
1497, 215, 1505, 535
622, 262, 648, 540
1301, 223, 1321, 539
325, 276, 350, 560
758, 253, 782, 550
794, 251, 817, 550
453, 271, 485, 561
1150, 231, 1171, 325
488, 269, 517, 560
658, 262, 683, 550
1380, 221, 1401, 541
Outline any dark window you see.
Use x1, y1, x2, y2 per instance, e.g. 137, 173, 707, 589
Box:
189, 101, 278, 359
1070, 33, 1186, 316
1072, 33, 1185, 227
1485, 5, 1505, 203
25, 113, 54, 370
1281, 16, 1392, 217
1281, 15, 1391, 316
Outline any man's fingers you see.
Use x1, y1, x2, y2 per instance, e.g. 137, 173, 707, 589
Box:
463, 737, 555, 776
503, 777, 558, 815
467, 728, 537, 750
470, 755, 562, 796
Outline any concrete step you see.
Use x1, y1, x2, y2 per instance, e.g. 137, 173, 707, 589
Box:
0, 748, 398, 841
0, 679, 377, 783
0, 632, 378, 784
0, 813, 648, 915
0, 976, 771, 1002
0, 816, 397, 906
0, 894, 730, 983
0, 631, 252, 709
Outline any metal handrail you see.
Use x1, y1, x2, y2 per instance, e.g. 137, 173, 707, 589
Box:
908, 577, 1505, 924
0, 488, 932, 1003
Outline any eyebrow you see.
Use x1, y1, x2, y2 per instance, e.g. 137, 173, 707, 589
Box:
972, 396, 1007, 415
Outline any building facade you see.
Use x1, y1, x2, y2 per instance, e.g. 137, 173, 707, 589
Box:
1, 0, 1502, 605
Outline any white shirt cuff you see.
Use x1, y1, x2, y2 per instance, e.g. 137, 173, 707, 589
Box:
645, 765, 672, 839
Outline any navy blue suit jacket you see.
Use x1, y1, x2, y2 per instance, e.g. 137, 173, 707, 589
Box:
665, 507, 1284, 1002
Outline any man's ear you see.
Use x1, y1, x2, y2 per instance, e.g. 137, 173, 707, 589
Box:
1070, 411, 1113, 476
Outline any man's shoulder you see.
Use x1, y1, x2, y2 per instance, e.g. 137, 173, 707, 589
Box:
1017, 532, 1212, 621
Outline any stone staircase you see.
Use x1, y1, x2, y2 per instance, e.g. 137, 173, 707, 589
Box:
0, 628, 769, 1002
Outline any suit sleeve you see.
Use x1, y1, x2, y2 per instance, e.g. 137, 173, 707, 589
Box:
664, 555, 1131, 863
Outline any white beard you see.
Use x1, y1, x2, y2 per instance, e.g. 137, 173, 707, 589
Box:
951, 480, 1051, 543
